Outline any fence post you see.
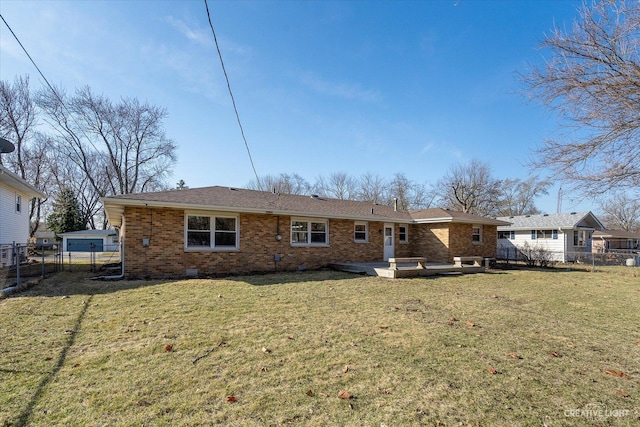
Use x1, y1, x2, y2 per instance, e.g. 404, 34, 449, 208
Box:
13, 242, 21, 286
41, 245, 45, 278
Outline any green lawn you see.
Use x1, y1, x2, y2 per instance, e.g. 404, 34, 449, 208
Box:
1, 267, 638, 426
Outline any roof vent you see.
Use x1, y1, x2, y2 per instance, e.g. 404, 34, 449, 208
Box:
570, 211, 576, 215
525, 215, 531, 218
229, 187, 239, 191
310, 194, 319, 199
543, 214, 549, 216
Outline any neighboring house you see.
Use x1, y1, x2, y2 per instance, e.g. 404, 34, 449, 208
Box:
0, 165, 46, 267
592, 229, 640, 253
496, 211, 604, 263
102, 186, 508, 279
58, 229, 120, 252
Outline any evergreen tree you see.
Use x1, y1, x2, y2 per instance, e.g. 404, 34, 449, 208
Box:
47, 188, 85, 237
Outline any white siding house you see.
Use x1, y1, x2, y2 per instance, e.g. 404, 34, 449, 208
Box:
496, 212, 604, 263
0, 165, 46, 267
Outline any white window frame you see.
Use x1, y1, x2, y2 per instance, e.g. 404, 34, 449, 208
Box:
15, 194, 21, 213
573, 230, 587, 247
291, 217, 329, 247
472, 224, 482, 244
354, 221, 368, 243
184, 212, 239, 251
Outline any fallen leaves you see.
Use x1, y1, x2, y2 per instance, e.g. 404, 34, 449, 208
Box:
488, 367, 498, 375
605, 369, 628, 378
226, 396, 237, 403
615, 390, 630, 397
305, 390, 314, 397
466, 321, 476, 327
337, 390, 353, 399
261, 347, 271, 354
507, 353, 522, 360
343, 365, 349, 373
549, 351, 561, 358
164, 344, 173, 352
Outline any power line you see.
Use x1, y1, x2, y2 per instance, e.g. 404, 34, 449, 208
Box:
0, 13, 104, 156
203, 0, 263, 191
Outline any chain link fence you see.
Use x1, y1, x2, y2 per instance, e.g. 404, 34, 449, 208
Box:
498, 244, 640, 268
1, 242, 122, 291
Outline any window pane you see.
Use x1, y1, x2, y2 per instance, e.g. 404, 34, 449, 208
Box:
311, 232, 326, 243
188, 216, 210, 230
311, 222, 326, 232
292, 232, 308, 243
215, 217, 236, 231
292, 221, 308, 232
187, 231, 210, 246
215, 231, 236, 247
355, 224, 366, 232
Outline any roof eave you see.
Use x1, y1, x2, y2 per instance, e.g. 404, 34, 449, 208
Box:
102, 198, 412, 225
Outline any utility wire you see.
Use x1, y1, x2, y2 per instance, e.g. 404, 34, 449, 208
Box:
203, 0, 263, 191
0, 13, 104, 157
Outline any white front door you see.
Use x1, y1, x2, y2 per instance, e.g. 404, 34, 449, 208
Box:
383, 223, 394, 261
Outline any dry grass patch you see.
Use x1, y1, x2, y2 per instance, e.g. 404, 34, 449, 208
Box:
1, 267, 639, 426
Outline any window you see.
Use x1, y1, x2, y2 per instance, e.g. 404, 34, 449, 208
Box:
291, 218, 328, 246
531, 230, 537, 240
472, 225, 482, 243
573, 230, 587, 247
497, 231, 514, 240
15, 194, 21, 213
185, 214, 238, 250
354, 222, 368, 242
398, 225, 408, 243
552, 229, 558, 240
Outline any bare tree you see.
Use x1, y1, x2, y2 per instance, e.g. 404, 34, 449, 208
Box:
386, 172, 435, 210
597, 192, 640, 231
37, 85, 177, 227
0, 76, 50, 236
497, 176, 551, 216
356, 172, 387, 204
315, 172, 357, 200
246, 173, 310, 195
49, 147, 109, 229
436, 159, 502, 216
522, 0, 640, 195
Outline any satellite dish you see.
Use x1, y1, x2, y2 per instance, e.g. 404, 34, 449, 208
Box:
0, 137, 16, 154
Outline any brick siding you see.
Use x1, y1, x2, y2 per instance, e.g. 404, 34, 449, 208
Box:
122, 206, 498, 278
123, 206, 387, 278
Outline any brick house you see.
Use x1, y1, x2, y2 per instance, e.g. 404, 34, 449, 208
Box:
103, 186, 508, 278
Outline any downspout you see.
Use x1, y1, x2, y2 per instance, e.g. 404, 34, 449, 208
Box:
91, 215, 125, 280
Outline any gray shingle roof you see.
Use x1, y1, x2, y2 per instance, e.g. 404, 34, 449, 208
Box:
103, 186, 508, 227
496, 211, 604, 230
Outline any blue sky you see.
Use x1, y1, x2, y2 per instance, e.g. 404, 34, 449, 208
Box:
1, 0, 593, 214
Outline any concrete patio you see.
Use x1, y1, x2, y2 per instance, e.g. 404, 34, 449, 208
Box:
329, 260, 485, 278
